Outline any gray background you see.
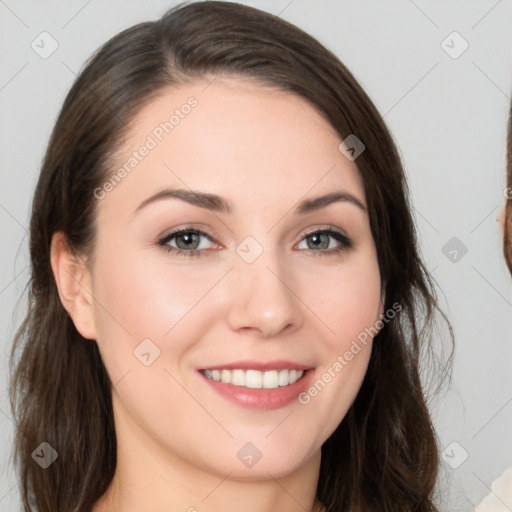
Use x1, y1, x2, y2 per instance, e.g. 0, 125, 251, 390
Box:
1, 1, 511, 511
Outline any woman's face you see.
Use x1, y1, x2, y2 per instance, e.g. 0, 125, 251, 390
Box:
85, 78, 383, 479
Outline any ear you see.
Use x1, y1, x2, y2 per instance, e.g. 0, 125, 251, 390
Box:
50, 231, 97, 340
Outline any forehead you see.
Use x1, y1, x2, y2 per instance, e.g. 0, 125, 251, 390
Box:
99, 77, 365, 218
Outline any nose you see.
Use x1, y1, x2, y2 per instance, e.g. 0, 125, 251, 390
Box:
224, 247, 304, 339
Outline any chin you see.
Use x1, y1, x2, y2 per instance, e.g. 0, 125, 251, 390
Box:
201, 436, 319, 480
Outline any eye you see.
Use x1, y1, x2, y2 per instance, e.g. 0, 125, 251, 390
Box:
157, 226, 353, 258
157, 228, 217, 258
296, 228, 352, 257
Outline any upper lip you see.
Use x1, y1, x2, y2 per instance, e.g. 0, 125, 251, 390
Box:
199, 360, 314, 371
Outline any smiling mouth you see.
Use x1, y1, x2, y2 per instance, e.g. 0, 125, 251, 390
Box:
199, 368, 307, 389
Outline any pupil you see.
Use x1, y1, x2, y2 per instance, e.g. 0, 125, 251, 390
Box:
177, 233, 199, 250
310, 233, 328, 250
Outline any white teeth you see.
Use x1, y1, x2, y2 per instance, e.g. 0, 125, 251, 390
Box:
245, 369, 262, 388
278, 369, 289, 386
202, 368, 305, 388
263, 370, 279, 389
231, 369, 245, 386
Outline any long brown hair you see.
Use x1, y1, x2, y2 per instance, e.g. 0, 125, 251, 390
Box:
10, 2, 453, 511
503, 100, 512, 273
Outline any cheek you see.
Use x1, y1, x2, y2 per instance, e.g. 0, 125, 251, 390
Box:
89, 245, 227, 372
307, 253, 382, 346
295, 253, 381, 433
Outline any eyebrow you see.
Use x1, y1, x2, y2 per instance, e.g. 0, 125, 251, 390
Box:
133, 187, 367, 216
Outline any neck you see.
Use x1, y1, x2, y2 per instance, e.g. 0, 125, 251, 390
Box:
93, 394, 324, 512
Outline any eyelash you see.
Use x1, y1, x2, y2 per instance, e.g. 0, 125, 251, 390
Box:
157, 226, 353, 259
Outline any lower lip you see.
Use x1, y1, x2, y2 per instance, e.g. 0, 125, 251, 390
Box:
199, 370, 315, 410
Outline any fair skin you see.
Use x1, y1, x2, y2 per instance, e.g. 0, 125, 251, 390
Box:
51, 77, 384, 512
498, 205, 505, 233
